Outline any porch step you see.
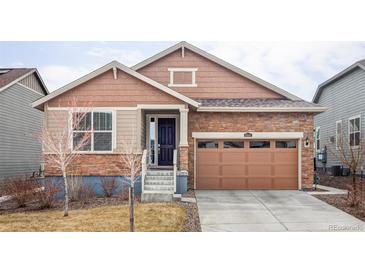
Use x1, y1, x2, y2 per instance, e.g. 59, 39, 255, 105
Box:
144, 185, 174, 191
147, 170, 174, 176
141, 193, 173, 202
145, 175, 174, 181
145, 180, 174, 186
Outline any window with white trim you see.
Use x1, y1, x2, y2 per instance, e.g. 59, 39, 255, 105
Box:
349, 115, 360, 147
315, 127, 320, 151
168, 68, 197, 87
336, 120, 342, 149
73, 111, 113, 152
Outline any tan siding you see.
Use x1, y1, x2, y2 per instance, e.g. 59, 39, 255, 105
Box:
19, 73, 45, 94
116, 109, 139, 151
44, 109, 69, 153
48, 69, 184, 107
138, 48, 284, 99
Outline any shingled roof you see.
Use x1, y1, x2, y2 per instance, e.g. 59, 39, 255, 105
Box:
0, 68, 34, 89
196, 98, 326, 112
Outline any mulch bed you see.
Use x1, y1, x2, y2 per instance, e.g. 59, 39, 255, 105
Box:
313, 194, 365, 222
317, 173, 365, 190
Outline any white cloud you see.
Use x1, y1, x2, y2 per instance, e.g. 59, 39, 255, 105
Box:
197, 42, 365, 101
86, 47, 145, 66
39, 65, 93, 91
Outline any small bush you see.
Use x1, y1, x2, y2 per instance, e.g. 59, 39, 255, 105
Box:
78, 183, 96, 206
2, 176, 39, 207
67, 176, 83, 202
34, 180, 60, 209
120, 185, 130, 201
101, 177, 117, 197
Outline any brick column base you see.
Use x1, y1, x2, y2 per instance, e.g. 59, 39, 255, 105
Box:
179, 146, 189, 171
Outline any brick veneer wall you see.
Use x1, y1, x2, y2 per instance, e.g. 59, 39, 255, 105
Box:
187, 112, 315, 189
179, 146, 189, 171
44, 154, 129, 176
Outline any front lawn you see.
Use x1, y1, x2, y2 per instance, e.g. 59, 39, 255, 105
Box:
0, 203, 185, 232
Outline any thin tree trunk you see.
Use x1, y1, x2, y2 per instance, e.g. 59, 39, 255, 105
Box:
63, 171, 69, 217
130, 184, 135, 232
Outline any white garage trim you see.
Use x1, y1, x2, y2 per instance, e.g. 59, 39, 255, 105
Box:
192, 131, 304, 190
192, 132, 304, 139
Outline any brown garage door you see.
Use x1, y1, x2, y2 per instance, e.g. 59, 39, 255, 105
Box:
196, 139, 298, 190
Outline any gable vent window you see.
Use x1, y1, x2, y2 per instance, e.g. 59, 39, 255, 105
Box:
168, 68, 197, 87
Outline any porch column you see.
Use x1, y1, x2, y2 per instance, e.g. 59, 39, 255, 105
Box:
179, 108, 189, 171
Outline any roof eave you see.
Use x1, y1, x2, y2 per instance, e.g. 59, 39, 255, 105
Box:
197, 106, 328, 113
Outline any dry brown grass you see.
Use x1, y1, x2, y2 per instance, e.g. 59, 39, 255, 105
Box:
0, 203, 185, 232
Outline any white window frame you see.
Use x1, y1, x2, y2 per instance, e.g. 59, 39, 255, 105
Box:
348, 114, 361, 148
315, 126, 320, 152
336, 120, 342, 150
72, 110, 115, 153
168, 68, 198, 87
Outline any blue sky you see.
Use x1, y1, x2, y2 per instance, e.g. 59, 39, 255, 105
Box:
1, 41, 365, 101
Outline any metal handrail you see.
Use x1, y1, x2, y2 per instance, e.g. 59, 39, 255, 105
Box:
173, 149, 177, 193
141, 149, 147, 193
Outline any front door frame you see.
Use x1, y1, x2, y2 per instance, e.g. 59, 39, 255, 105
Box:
146, 114, 180, 167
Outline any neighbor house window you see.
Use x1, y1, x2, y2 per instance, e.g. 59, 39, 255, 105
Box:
315, 127, 320, 151
336, 120, 342, 149
73, 111, 113, 152
168, 68, 197, 87
349, 115, 361, 147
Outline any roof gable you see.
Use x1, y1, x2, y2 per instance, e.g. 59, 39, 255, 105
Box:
312, 61, 365, 103
32, 61, 200, 110
0, 68, 48, 94
132, 41, 302, 101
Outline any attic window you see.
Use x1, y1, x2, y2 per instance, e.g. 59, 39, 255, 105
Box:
168, 68, 197, 87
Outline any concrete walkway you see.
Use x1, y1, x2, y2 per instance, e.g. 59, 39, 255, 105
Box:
196, 190, 365, 232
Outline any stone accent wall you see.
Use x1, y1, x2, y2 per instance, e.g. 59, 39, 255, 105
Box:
187, 112, 315, 189
179, 146, 189, 171
44, 154, 129, 176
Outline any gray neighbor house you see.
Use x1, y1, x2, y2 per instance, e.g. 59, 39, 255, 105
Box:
313, 59, 365, 173
0, 68, 48, 179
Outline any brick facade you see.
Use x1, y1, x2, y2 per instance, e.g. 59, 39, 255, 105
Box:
187, 112, 315, 189
179, 146, 189, 171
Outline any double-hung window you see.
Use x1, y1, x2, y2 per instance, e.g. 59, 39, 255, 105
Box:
73, 111, 113, 152
349, 115, 361, 147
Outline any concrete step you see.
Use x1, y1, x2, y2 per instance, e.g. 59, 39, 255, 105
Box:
147, 170, 173, 176
141, 193, 173, 202
144, 185, 174, 191
145, 180, 174, 186
145, 175, 174, 181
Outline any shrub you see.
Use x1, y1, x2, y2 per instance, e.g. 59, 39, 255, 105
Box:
34, 180, 60, 209
120, 185, 130, 201
2, 176, 39, 207
78, 183, 96, 206
67, 176, 83, 202
101, 177, 117, 197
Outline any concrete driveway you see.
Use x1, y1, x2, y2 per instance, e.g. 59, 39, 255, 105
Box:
196, 190, 365, 232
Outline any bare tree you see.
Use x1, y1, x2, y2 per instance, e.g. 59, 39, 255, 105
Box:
329, 125, 365, 207
38, 98, 92, 216
119, 139, 142, 232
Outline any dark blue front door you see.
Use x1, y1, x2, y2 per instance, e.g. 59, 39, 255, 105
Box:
158, 118, 176, 166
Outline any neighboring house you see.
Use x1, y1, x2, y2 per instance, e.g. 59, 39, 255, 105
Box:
0, 68, 48, 179
32, 41, 325, 200
313, 59, 365, 172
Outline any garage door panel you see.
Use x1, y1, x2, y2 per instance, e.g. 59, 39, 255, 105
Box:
221, 152, 246, 162
273, 178, 298, 189
247, 152, 272, 162
221, 178, 248, 189
196, 139, 298, 190
247, 165, 272, 176
247, 178, 272, 189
